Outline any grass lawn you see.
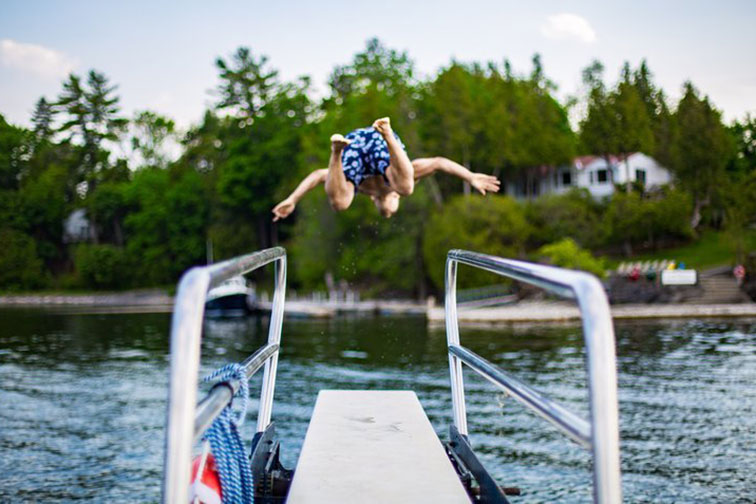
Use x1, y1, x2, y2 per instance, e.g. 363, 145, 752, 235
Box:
604, 230, 756, 271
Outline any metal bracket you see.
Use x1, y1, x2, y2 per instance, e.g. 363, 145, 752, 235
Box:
447, 425, 510, 503
249, 422, 293, 503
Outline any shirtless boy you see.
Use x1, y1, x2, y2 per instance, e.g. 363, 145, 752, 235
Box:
272, 117, 500, 221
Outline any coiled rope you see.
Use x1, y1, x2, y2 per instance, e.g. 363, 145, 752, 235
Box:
202, 363, 254, 504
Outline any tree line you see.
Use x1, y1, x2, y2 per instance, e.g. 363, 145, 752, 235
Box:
1, 38, 754, 294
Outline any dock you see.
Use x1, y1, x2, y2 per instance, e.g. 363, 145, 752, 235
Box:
286, 390, 470, 503
427, 300, 756, 326
255, 299, 428, 318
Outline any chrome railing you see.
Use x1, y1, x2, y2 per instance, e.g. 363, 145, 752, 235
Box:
445, 250, 621, 503
162, 247, 286, 504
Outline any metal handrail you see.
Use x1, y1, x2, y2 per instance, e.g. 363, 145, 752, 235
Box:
445, 249, 621, 504
193, 343, 279, 442
162, 247, 287, 504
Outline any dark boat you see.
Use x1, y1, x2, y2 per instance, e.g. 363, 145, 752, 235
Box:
204, 276, 254, 317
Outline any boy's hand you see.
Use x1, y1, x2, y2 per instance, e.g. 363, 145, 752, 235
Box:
272, 197, 296, 222
469, 173, 501, 195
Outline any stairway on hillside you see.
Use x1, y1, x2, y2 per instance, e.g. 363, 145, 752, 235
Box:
684, 274, 751, 304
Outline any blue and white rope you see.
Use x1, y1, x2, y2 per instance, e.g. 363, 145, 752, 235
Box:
202, 363, 254, 504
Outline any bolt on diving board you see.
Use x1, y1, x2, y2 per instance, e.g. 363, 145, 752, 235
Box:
286, 390, 470, 503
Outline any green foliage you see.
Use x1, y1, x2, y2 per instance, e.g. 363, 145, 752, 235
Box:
602, 188, 693, 254
74, 244, 130, 289
607, 229, 756, 271
323, 38, 419, 152
329, 38, 414, 100
288, 191, 341, 289
646, 189, 695, 242
87, 181, 128, 245
215, 47, 278, 119
670, 82, 733, 228
722, 115, 756, 256
0, 42, 747, 294
0, 114, 31, 190
124, 168, 209, 285
580, 61, 655, 168
0, 228, 46, 290
131, 111, 176, 168
579, 61, 615, 157
216, 83, 312, 217
535, 238, 606, 278
613, 77, 654, 157
423, 195, 531, 289
526, 188, 603, 248
31, 97, 56, 141
728, 114, 756, 175
56, 71, 127, 167
20, 162, 68, 265
290, 183, 433, 296
213, 48, 314, 251
420, 60, 575, 199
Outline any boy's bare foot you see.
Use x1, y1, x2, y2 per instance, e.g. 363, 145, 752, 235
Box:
372, 117, 392, 138
330, 134, 351, 151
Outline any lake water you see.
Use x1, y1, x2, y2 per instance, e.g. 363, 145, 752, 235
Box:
0, 309, 754, 503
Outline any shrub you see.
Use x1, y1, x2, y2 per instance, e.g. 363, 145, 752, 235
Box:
0, 228, 46, 290
602, 187, 693, 253
535, 238, 607, 278
423, 195, 531, 289
74, 244, 130, 289
526, 188, 603, 248
647, 188, 694, 244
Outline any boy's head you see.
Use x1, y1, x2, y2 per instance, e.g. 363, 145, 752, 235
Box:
372, 192, 400, 218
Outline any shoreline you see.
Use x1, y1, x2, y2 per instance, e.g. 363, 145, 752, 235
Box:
0, 290, 174, 313
426, 301, 756, 326
2, 292, 755, 322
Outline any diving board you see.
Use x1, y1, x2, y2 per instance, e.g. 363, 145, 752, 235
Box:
286, 390, 470, 503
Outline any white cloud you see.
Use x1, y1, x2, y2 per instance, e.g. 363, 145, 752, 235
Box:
541, 13, 597, 44
0, 39, 77, 78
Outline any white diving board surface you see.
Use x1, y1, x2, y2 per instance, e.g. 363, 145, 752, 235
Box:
286, 390, 470, 503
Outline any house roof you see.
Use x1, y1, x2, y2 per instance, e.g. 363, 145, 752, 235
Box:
573, 153, 639, 170
574, 155, 598, 168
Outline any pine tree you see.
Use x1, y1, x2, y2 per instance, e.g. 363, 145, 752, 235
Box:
580, 61, 618, 164
215, 47, 278, 121
56, 70, 127, 177
130, 110, 176, 168
612, 68, 654, 191
671, 82, 733, 229
31, 97, 56, 141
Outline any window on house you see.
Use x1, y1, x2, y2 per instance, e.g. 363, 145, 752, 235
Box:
589, 172, 594, 184
636, 169, 646, 185
597, 169, 608, 184
561, 171, 572, 186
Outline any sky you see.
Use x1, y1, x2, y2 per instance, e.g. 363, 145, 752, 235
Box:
1, 0, 755, 131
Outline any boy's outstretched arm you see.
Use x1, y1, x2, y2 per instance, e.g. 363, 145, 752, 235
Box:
272, 168, 328, 221
411, 157, 501, 195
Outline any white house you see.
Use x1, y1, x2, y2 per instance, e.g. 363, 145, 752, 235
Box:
63, 208, 93, 243
505, 152, 672, 199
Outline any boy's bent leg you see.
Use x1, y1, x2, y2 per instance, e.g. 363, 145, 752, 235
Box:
373, 118, 414, 196
325, 134, 355, 211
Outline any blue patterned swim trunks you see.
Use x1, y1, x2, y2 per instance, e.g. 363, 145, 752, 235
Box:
341, 127, 407, 187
